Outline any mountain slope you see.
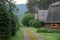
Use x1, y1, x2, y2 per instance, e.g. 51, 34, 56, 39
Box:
16, 4, 28, 20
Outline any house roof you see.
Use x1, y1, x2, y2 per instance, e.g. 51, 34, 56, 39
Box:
50, 1, 60, 7
45, 2, 60, 23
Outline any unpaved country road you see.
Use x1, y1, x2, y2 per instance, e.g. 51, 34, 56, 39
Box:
22, 28, 30, 40
30, 30, 44, 40
22, 28, 44, 40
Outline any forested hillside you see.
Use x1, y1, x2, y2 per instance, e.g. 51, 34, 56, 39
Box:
16, 4, 28, 20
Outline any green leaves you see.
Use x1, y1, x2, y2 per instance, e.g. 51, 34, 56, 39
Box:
22, 13, 34, 26
29, 19, 43, 28
0, 0, 19, 40
27, 0, 60, 12
38, 0, 60, 9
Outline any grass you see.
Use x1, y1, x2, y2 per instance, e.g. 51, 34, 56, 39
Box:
40, 33, 60, 40
10, 27, 60, 40
27, 27, 60, 40
25, 28, 36, 40
10, 27, 24, 40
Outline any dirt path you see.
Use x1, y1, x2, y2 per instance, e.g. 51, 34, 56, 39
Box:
22, 28, 30, 40
30, 30, 44, 40
23, 28, 44, 40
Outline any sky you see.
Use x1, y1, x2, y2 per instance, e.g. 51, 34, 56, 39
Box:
14, 0, 27, 4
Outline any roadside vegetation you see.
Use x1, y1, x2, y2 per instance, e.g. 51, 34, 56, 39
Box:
26, 27, 60, 40
37, 28, 60, 33
0, 0, 20, 40
10, 27, 24, 40
40, 33, 60, 40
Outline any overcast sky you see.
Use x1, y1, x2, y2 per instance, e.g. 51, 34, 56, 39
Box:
14, 0, 27, 4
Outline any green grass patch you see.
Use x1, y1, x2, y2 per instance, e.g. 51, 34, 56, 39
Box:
27, 27, 60, 40
10, 27, 24, 40
39, 33, 60, 40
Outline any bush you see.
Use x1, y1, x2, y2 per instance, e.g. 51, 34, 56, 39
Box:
0, 0, 19, 40
37, 28, 60, 33
22, 13, 34, 26
0, 13, 20, 40
10, 14, 20, 36
29, 20, 34, 27
29, 19, 43, 28
37, 28, 48, 33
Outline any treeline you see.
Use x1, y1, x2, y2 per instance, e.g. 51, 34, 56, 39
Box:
27, 0, 60, 13
0, 0, 19, 40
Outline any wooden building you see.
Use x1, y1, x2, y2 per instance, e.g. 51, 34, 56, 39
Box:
35, 1, 60, 29
45, 1, 60, 29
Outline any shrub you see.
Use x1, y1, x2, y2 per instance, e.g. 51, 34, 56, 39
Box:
22, 13, 34, 26
0, 13, 20, 40
29, 19, 43, 28
29, 20, 34, 27
37, 28, 48, 33
37, 28, 60, 33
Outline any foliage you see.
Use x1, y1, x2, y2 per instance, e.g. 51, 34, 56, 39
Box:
27, 0, 39, 13
29, 20, 34, 27
37, 28, 60, 33
38, 0, 60, 9
0, 0, 19, 40
27, 0, 60, 13
29, 19, 43, 28
11, 14, 20, 36
22, 13, 34, 26
10, 27, 24, 40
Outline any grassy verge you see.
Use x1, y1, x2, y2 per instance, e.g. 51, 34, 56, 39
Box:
10, 27, 24, 40
26, 28, 36, 40
40, 33, 60, 40
27, 27, 60, 40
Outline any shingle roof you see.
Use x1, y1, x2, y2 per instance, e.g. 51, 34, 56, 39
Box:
46, 2, 60, 23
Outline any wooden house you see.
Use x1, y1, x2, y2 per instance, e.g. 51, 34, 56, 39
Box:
35, 1, 60, 29
45, 1, 60, 29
